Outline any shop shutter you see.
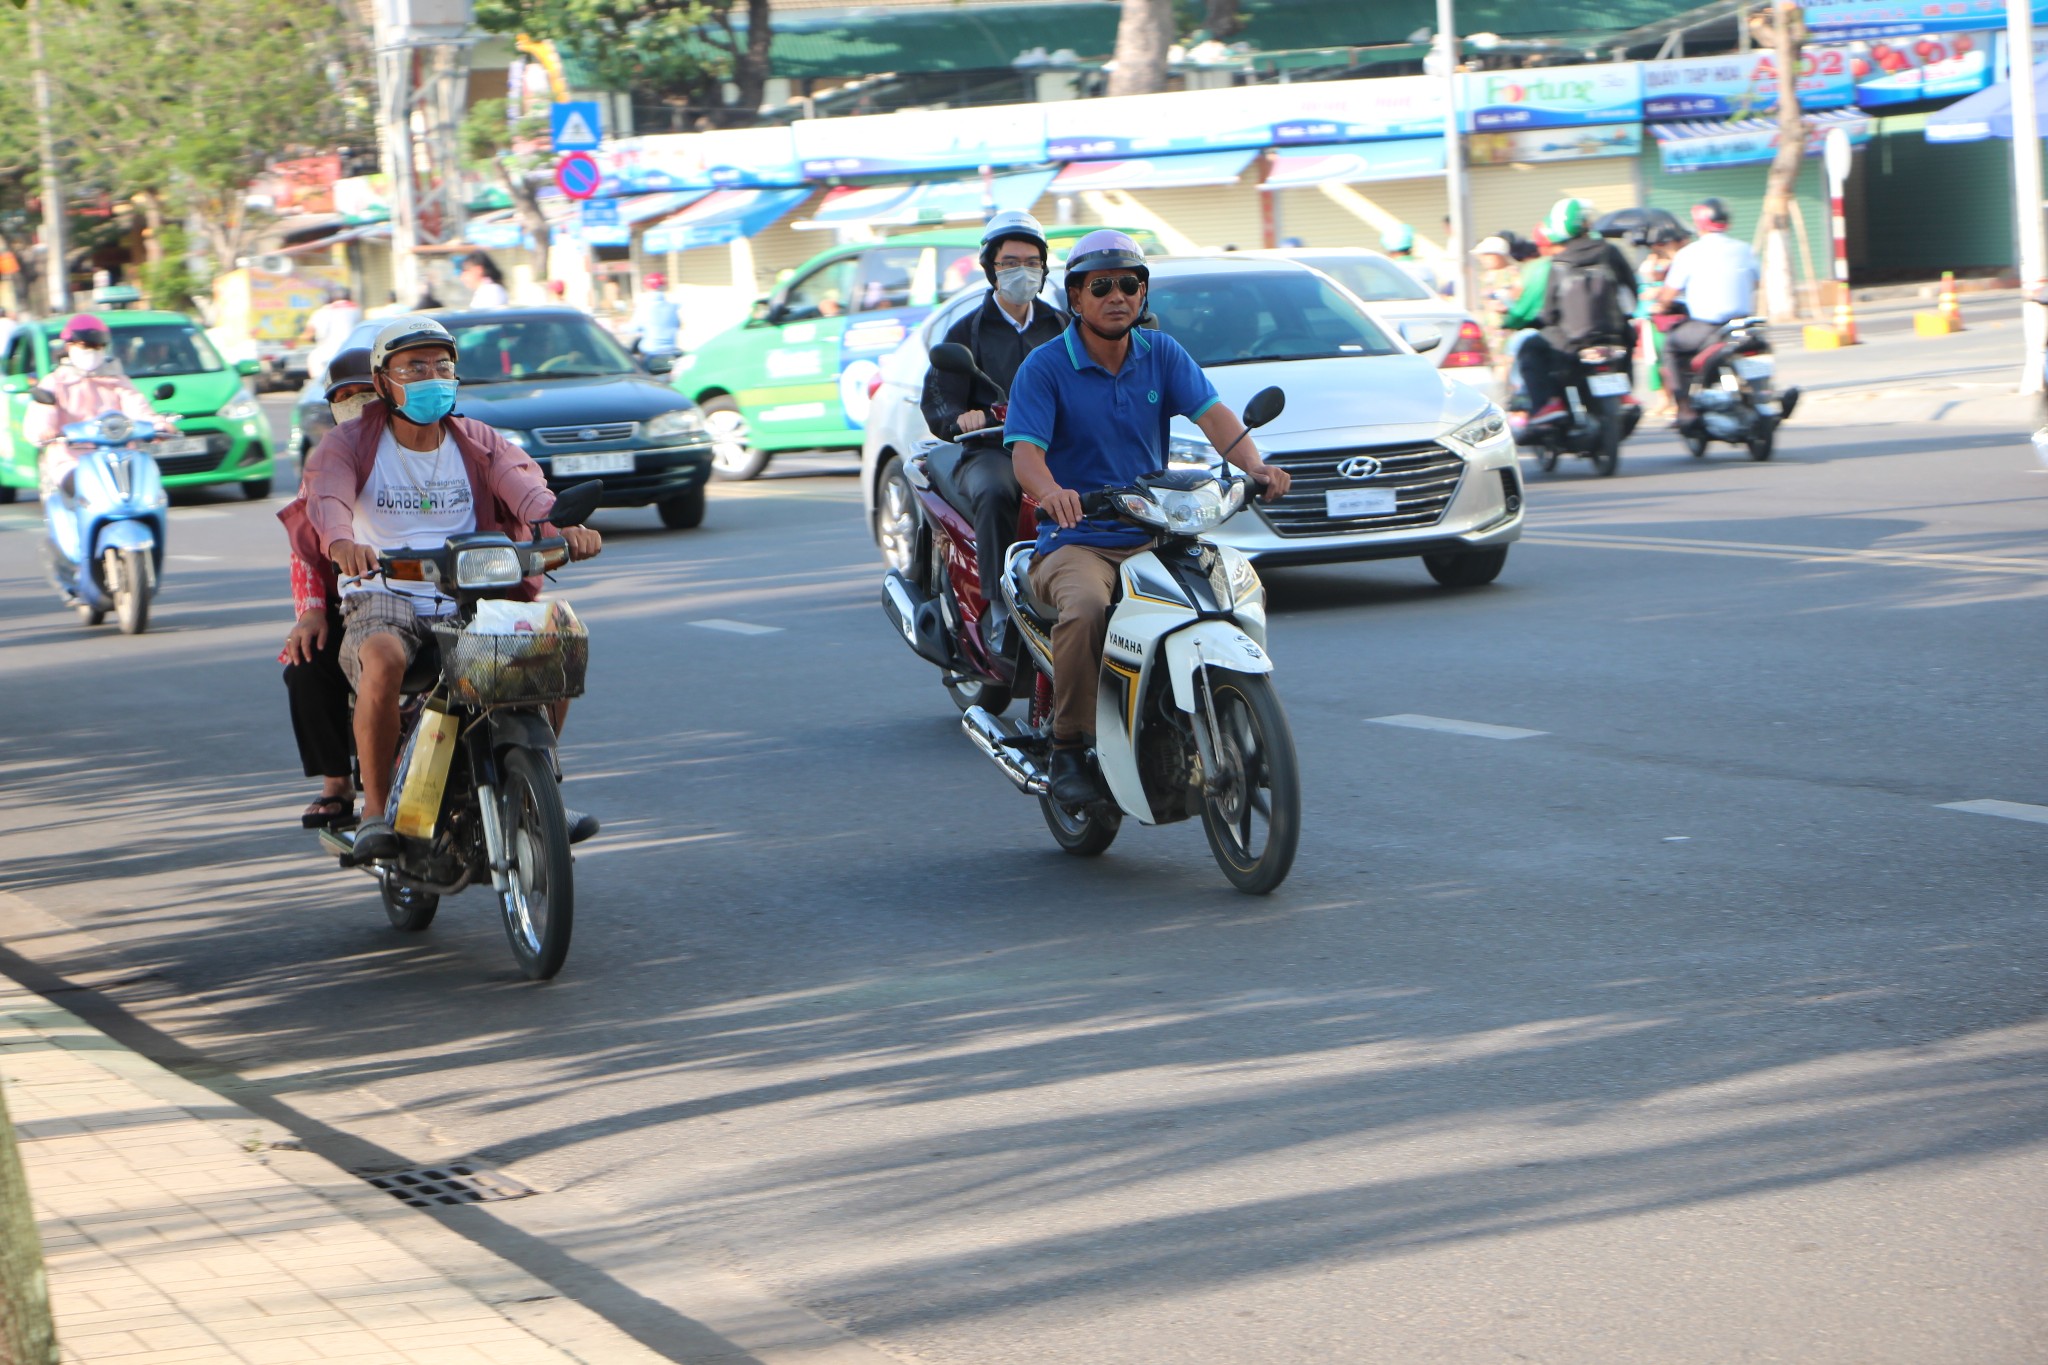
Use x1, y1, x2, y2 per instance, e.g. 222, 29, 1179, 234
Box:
1033, 172, 1265, 252
1640, 148, 1832, 290
1470, 162, 1639, 244
1851, 115, 2015, 275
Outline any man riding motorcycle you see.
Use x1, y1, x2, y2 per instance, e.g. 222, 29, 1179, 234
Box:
919, 209, 1067, 648
1656, 198, 1762, 426
24, 314, 159, 498
280, 315, 602, 860
1504, 199, 1638, 429
1002, 230, 1291, 808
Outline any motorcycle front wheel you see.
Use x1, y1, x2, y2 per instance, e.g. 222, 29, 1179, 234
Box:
1198, 670, 1301, 895
497, 747, 574, 980
110, 547, 151, 635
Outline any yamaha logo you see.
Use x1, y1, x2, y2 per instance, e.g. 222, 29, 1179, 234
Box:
1337, 455, 1383, 480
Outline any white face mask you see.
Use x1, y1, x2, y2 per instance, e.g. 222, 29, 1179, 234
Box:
995, 265, 1044, 308
330, 392, 374, 426
69, 347, 107, 373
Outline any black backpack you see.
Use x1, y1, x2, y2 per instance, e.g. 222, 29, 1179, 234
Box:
1549, 257, 1627, 348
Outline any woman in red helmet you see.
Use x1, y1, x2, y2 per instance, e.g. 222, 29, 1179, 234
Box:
22, 314, 159, 497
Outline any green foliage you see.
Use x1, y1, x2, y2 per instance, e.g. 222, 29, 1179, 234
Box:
475, 0, 761, 121
137, 222, 204, 313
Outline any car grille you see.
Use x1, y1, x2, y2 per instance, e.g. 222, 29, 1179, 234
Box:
1256, 441, 1466, 538
535, 423, 637, 446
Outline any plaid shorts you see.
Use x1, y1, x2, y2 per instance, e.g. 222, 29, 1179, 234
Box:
338, 592, 443, 689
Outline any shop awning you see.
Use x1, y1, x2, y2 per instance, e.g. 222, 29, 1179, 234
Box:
795, 169, 1057, 230
1652, 108, 1870, 173
1259, 138, 1445, 190
1927, 64, 2048, 143
577, 191, 708, 247
1048, 150, 1258, 193
643, 188, 813, 253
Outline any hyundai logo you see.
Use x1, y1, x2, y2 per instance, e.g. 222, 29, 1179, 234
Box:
578, 428, 599, 442
1337, 455, 1383, 480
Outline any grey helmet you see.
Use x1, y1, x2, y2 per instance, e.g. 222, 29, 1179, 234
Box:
1062, 228, 1149, 299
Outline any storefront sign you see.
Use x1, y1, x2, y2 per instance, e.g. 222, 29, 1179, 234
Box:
1801, 0, 2047, 41
1461, 64, 1643, 131
606, 128, 804, 192
792, 106, 1046, 177
1642, 49, 1855, 120
1045, 77, 1448, 161
1655, 113, 1871, 172
1465, 123, 1642, 165
1846, 30, 1992, 106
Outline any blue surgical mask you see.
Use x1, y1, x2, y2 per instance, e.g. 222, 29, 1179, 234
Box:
391, 377, 457, 424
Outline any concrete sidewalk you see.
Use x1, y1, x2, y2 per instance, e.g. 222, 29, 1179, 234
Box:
0, 975, 669, 1365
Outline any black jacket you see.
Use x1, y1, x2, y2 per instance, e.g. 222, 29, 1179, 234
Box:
1538, 236, 1639, 344
919, 294, 1067, 441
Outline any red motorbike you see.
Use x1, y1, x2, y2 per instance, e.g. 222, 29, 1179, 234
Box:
880, 409, 1044, 720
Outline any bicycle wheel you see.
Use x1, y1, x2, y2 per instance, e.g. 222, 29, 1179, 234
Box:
497, 747, 574, 980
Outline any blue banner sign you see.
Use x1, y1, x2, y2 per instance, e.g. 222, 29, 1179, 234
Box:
1642, 49, 1856, 120
792, 106, 1046, 177
1460, 64, 1643, 132
1045, 77, 1448, 161
1655, 112, 1871, 172
1802, 0, 2048, 40
605, 128, 804, 193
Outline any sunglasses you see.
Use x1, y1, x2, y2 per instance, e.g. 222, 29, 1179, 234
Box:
1085, 275, 1145, 299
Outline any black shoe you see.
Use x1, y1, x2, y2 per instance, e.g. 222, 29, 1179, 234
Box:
566, 808, 599, 845
352, 817, 399, 861
1047, 747, 1099, 808
1777, 385, 1800, 421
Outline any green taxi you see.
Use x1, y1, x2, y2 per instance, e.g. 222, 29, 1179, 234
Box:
671, 224, 1159, 480
1, 311, 275, 502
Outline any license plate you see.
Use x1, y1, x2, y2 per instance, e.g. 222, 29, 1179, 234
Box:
1732, 356, 1776, 381
552, 452, 635, 475
1586, 372, 1631, 397
153, 436, 207, 456
1326, 488, 1398, 518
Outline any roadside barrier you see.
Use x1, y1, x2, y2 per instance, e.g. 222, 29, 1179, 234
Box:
1914, 271, 1965, 336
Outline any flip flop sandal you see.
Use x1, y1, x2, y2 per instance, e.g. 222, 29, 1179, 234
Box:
301, 795, 353, 830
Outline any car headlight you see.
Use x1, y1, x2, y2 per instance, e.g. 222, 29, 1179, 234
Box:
1446, 404, 1509, 450
643, 408, 707, 441
454, 545, 525, 589
496, 427, 531, 449
1167, 434, 1216, 468
220, 394, 261, 421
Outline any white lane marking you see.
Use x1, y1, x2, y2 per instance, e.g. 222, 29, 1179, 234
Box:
689, 618, 784, 636
170, 554, 220, 562
1529, 531, 2048, 578
1369, 714, 1547, 741
1937, 799, 2048, 825
172, 509, 231, 520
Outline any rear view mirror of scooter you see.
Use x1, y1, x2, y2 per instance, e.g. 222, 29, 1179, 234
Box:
545, 479, 605, 529
929, 342, 1007, 400
1242, 386, 1285, 429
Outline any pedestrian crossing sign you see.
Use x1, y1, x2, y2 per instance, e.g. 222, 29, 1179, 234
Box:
550, 101, 602, 153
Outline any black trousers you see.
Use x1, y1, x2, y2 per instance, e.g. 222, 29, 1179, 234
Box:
1515, 334, 1566, 410
957, 447, 1022, 612
1661, 319, 1723, 406
284, 609, 352, 781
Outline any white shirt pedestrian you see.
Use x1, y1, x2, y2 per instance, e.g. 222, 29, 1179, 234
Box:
1664, 232, 1760, 325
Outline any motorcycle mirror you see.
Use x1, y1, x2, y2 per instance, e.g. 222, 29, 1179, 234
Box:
928, 342, 977, 377
28, 386, 55, 406
1242, 387, 1286, 429
547, 480, 604, 529
153, 382, 176, 401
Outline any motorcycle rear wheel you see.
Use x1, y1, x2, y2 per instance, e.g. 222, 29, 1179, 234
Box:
1536, 446, 1560, 473
1683, 428, 1709, 458
1198, 670, 1300, 895
381, 876, 440, 932
1041, 790, 1120, 856
497, 747, 574, 980
1589, 401, 1622, 478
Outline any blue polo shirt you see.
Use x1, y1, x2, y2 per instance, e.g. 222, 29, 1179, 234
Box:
1005, 323, 1220, 552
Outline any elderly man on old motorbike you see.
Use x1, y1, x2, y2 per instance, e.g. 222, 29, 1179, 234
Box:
280, 315, 602, 860
1003, 230, 1292, 808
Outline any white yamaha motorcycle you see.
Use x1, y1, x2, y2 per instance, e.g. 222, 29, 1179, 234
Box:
914, 348, 1300, 894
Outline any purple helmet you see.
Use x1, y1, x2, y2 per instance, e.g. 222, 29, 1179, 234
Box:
60, 313, 110, 346
1063, 229, 1149, 293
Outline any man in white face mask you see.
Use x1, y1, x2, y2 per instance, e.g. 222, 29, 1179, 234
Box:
918, 209, 1067, 648
23, 314, 158, 498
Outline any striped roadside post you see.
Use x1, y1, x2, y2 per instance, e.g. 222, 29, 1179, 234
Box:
1825, 128, 1857, 345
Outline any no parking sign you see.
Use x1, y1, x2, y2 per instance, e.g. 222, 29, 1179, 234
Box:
555, 152, 601, 200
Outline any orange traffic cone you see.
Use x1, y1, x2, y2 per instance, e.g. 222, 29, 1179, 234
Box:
1939, 270, 1965, 329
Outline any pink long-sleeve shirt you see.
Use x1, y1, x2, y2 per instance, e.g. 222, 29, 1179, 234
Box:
25, 363, 161, 493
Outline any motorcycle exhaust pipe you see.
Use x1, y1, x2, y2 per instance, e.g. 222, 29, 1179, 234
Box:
960, 706, 1048, 796
882, 570, 952, 668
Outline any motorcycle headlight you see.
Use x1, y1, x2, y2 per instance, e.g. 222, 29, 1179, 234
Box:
495, 427, 531, 449
1446, 404, 1509, 450
220, 394, 261, 421
1215, 547, 1262, 609
1148, 484, 1230, 535
454, 545, 525, 589
1166, 434, 1215, 469
643, 408, 707, 441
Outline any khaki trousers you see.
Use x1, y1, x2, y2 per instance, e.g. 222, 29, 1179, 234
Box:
1029, 541, 1149, 744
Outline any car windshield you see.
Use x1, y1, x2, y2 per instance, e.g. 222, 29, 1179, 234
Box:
447, 316, 639, 383
1148, 270, 1401, 366
1298, 256, 1434, 303
111, 322, 224, 376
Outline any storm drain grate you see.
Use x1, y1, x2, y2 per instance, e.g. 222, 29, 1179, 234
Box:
364, 1163, 536, 1207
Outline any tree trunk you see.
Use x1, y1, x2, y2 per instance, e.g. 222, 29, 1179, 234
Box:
1108, 0, 1173, 96
134, 189, 166, 266
733, 0, 772, 119
499, 157, 551, 259
1204, 0, 1243, 40
1757, 0, 1807, 322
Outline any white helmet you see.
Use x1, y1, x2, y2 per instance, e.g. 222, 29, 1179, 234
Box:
369, 314, 458, 373
979, 209, 1049, 283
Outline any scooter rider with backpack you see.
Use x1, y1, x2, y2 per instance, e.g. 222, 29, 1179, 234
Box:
919, 209, 1067, 648
1505, 199, 1638, 429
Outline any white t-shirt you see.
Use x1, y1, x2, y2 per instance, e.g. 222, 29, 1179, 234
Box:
344, 429, 478, 614
468, 280, 510, 310
1665, 232, 1760, 325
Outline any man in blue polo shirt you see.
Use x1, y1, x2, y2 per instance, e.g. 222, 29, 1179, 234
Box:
1004, 230, 1291, 807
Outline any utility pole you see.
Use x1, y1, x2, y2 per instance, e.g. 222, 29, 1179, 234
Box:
2008, 0, 2046, 395
1437, 0, 1472, 311
374, 0, 475, 308
27, 0, 70, 315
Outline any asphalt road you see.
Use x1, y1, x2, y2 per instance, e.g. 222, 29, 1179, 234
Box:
0, 386, 2043, 1363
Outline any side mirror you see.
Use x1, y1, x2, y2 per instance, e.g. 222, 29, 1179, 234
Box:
28, 386, 56, 406
547, 479, 604, 528
641, 352, 675, 375
235, 359, 260, 378
1400, 322, 1444, 354
928, 342, 976, 376
1242, 386, 1285, 429
154, 382, 176, 401
0, 375, 26, 395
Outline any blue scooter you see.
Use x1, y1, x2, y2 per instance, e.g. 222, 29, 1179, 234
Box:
32, 393, 169, 634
